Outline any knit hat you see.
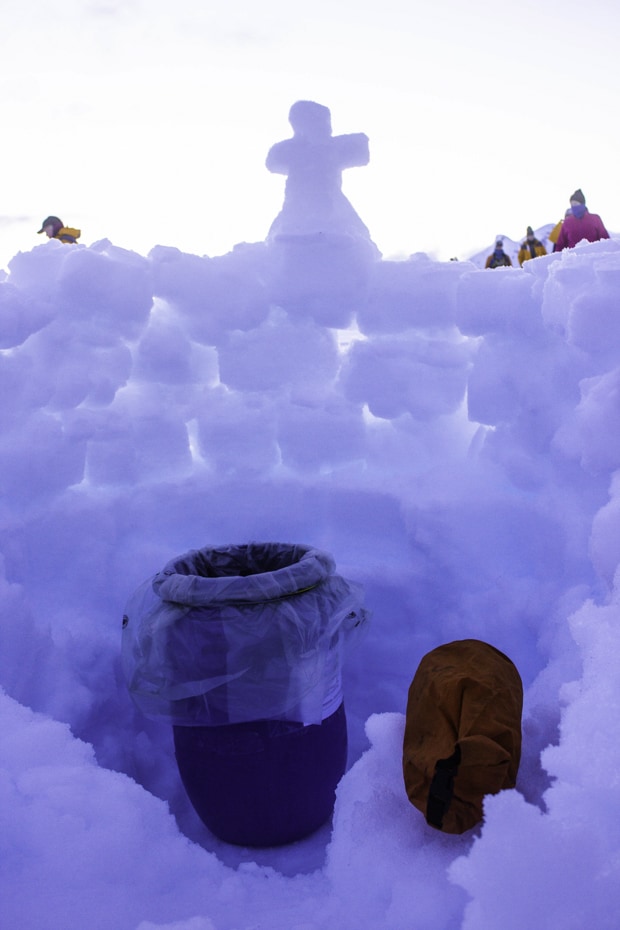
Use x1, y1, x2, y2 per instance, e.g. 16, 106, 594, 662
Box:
495, 239, 503, 248
570, 189, 585, 205
526, 226, 534, 236
37, 215, 63, 234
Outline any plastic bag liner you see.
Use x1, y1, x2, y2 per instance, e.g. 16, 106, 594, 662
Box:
122, 542, 367, 727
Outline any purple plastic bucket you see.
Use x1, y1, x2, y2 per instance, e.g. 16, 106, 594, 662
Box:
123, 543, 366, 846
173, 702, 347, 846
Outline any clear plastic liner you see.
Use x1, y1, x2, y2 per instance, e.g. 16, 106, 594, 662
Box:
122, 542, 368, 726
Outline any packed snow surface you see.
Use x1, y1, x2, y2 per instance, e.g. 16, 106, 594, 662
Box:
2, 119, 620, 928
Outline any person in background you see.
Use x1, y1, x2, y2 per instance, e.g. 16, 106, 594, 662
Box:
37, 215, 81, 244
549, 209, 571, 252
518, 226, 547, 266
553, 190, 609, 251
485, 238, 512, 268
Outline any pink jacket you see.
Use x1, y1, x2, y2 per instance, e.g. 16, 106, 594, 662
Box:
555, 210, 610, 250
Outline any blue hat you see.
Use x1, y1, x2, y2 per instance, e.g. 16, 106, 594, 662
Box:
37, 216, 63, 234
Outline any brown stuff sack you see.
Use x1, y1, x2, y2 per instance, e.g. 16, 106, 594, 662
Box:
402, 639, 523, 834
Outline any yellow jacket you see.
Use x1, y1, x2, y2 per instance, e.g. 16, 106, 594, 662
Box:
548, 220, 563, 245
54, 226, 81, 244
517, 238, 547, 266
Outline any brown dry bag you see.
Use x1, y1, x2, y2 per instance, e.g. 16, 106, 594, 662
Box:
402, 639, 523, 834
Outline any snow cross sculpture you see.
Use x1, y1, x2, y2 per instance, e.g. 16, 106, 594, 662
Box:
266, 100, 376, 247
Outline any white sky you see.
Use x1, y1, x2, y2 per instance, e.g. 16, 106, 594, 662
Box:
1, 0, 618, 266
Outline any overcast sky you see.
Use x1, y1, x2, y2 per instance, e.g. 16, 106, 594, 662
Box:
1, 0, 618, 266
